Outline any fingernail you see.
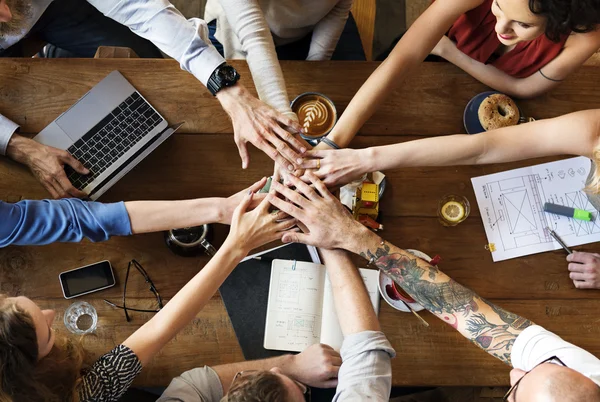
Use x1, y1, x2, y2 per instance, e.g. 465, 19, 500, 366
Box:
300, 147, 307, 153
296, 158, 303, 164
248, 190, 253, 195
288, 164, 294, 171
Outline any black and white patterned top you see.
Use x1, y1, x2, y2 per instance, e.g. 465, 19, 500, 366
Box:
79, 345, 142, 402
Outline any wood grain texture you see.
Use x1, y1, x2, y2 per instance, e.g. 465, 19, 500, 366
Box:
1, 59, 600, 387
351, 0, 376, 60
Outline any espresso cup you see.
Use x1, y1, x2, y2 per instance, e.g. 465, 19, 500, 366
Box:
164, 224, 216, 257
290, 92, 337, 143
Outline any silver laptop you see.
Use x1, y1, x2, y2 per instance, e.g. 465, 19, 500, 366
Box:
34, 71, 182, 200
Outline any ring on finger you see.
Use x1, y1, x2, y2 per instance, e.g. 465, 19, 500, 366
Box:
316, 159, 320, 170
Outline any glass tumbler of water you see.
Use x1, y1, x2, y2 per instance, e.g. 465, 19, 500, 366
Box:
64, 301, 98, 335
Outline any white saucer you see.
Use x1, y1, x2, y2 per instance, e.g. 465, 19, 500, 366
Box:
377, 249, 430, 313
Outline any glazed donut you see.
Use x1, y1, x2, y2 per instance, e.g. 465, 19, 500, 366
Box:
477, 94, 520, 131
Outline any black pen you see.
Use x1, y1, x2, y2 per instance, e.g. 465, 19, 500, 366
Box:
546, 227, 573, 255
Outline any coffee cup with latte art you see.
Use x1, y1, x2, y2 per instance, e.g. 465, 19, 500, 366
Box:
291, 92, 337, 144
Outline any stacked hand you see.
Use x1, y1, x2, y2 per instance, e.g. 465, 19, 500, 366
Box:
216, 84, 307, 171
299, 148, 367, 188
567, 251, 600, 289
225, 185, 299, 255
286, 343, 342, 388
6, 134, 88, 199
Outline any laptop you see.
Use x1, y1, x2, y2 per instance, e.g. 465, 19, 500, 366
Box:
34, 71, 182, 200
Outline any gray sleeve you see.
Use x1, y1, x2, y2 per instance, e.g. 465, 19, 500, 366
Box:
158, 366, 224, 402
0, 114, 19, 156
332, 331, 396, 402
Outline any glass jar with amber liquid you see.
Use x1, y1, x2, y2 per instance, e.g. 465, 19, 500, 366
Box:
437, 195, 470, 226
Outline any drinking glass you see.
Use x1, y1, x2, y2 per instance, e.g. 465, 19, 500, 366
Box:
64, 301, 98, 335
437, 194, 471, 226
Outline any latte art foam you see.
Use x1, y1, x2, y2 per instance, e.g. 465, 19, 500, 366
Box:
292, 94, 336, 138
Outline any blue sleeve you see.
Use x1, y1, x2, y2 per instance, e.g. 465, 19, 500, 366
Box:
0, 199, 132, 247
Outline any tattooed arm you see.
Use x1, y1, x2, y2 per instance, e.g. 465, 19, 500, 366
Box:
358, 239, 533, 364
268, 172, 534, 366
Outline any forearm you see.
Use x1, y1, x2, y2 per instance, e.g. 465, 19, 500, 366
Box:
441, 45, 540, 99
307, 0, 352, 61
213, 354, 295, 394
123, 240, 246, 365
319, 248, 380, 334
125, 198, 226, 234
344, 225, 533, 364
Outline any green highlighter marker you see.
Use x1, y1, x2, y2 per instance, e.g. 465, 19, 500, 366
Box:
543, 202, 593, 221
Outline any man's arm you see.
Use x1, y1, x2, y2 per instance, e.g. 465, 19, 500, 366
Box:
307, 0, 353, 61
86, 0, 305, 170
269, 173, 533, 365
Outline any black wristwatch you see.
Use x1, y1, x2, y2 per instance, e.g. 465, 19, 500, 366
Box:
207, 63, 240, 96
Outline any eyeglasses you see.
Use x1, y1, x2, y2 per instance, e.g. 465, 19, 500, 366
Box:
104, 259, 164, 322
503, 355, 566, 401
230, 370, 311, 402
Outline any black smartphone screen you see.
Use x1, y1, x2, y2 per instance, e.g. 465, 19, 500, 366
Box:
60, 261, 115, 298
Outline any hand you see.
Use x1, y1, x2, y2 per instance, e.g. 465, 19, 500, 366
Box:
219, 177, 269, 225
300, 148, 368, 188
567, 251, 600, 289
286, 344, 341, 388
216, 84, 307, 170
430, 35, 454, 58
6, 134, 89, 198
269, 171, 364, 250
225, 189, 298, 254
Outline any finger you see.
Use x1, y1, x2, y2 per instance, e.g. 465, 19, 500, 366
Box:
570, 272, 592, 281
276, 114, 304, 137
258, 192, 275, 214
287, 174, 319, 201
271, 124, 306, 158
270, 135, 302, 170
305, 170, 332, 199
327, 364, 341, 377
330, 355, 343, 367
281, 230, 312, 245
48, 177, 70, 199
272, 165, 281, 186
41, 178, 61, 199
271, 180, 310, 208
567, 251, 595, 264
574, 280, 595, 289
236, 139, 250, 169
61, 153, 89, 175
269, 195, 306, 220
248, 177, 268, 193
271, 209, 291, 221
54, 171, 87, 198
275, 218, 297, 231
300, 158, 322, 170
233, 190, 254, 220
568, 262, 587, 273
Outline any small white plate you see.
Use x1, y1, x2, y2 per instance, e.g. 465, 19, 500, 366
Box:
377, 249, 430, 313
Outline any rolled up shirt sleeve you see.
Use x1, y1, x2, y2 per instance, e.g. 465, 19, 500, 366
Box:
0, 114, 20, 156
86, 0, 225, 86
333, 330, 396, 401
0, 199, 132, 247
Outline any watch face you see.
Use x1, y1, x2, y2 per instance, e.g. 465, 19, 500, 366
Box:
219, 66, 237, 82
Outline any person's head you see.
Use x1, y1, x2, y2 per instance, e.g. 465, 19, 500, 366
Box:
490, 0, 599, 46
221, 368, 309, 402
507, 361, 600, 401
0, 0, 33, 36
0, 295, 84, 402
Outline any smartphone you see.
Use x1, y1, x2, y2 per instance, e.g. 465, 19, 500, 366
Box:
59, 260, 116, 299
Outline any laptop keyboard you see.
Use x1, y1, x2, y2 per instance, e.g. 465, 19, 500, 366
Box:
65, 92, 163, 190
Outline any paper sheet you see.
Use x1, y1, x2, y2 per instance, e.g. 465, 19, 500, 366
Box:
471, 157, 600, 261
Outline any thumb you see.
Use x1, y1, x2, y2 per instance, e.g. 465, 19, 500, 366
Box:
62, 153, 89, 174
237, 140, 250, 169
282, 231, 311, 245
233, 190, 254, 220
320, 379, 338, 388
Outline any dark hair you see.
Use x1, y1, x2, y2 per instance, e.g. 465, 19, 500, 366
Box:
529, 0, 600, 42
221, 371, 289, 402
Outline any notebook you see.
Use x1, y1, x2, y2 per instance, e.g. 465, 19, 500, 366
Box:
264, 259, 380, 352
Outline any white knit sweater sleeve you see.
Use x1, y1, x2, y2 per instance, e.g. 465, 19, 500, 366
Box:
307, 0, 353, 61
218, 0, 294, 117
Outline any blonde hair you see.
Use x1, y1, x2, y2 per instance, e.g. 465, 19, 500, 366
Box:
220, 371, 289, 402
585, 147, 600, 194
0, 296, 85, 402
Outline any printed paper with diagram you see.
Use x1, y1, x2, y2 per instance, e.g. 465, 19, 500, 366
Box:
471, 156, 600, 262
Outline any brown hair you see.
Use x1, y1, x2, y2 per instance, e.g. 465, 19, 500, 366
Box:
220, 371, 289, 402
0, 296, 85, 402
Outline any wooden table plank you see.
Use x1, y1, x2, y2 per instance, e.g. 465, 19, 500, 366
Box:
1, 59, 600, 387
1, 59, 599, 136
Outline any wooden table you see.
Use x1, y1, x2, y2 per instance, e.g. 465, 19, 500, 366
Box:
1, 59, 600, 387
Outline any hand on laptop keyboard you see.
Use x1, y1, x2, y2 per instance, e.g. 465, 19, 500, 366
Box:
6, 134, 89, 199
216, 84, 306, 171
